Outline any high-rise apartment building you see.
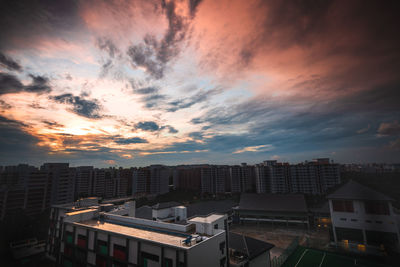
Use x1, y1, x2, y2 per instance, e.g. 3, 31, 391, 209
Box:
149, 165, 170, 195
0, 165, 52, 220
254, 159, 340, 195
132, 167, 150, 195
74, 166, 94, 199
41, 163, 75, 205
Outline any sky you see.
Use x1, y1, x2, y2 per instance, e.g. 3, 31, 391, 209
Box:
0, 0, 399, 167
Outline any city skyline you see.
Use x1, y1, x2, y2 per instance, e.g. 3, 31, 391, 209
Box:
1, 0, 400, 167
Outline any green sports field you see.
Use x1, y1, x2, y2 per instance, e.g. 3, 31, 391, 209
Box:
281, 246, 390, 267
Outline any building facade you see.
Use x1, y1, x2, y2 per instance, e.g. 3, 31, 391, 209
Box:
328, 180, 400, 253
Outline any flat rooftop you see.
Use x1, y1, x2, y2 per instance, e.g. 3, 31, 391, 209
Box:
74, 220, 192, 248
189, 214, 225, 223
66, 208, 98, 216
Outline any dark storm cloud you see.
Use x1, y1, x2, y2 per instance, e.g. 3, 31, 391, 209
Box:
0, 52, 22, 71
127, 0, 190, 79
114, 137, 148, 144
0, 116, 49, 162
135, 121, 160, 131
0, 73, 23, 94
0, 0, 82, 49
134, 121, 178, 134
25, 74, 51, 93
187, 80, 400, 157
189, 0, 203, 17
51, 93, 102, 119
0, 73, 51, 95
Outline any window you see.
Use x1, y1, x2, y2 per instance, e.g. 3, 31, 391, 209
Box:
141, 251, 159, 262
335, 227, 363, 243
64, 245, 73, 257
375, 221, 382, 224
96, 256, 107, 267
351, 219, 358, 222
332, 200, 354, 212
77, 234, 87, 248
164, 258, 173, 267
340, 218, 347, 221
214, 224, 219, 229
75, 248, 86, 263
364, 201, 390, 215
366, 220, 372, 223
219, 241, 226, 254
65, 231, 73, 244
112, 261, 127, 267
113, 244, 126, 261
97, 239, 108, 255
63, 258, 73, 267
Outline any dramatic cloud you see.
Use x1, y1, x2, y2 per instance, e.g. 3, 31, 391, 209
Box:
51, 94, 102, 119
0, 0, 399, 166
0, 73, 51, 95
0, 52, 22, 71
134, 121, 178, 134
127, 0, 191, 79
135, 121, 160, 132
114, 137, 148, 144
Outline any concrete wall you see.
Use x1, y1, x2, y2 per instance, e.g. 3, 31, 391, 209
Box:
250, 251, 270, 267
187, 230, 227, 267
105, 213, 191, 232
329, 199, 400, 246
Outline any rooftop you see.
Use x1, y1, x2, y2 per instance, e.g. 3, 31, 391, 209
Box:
75, 220, 192, 248
237, 193, 308, 213
188, 214, 225, 224
65, 208, 98, 216
152, 201, 181, 210
229, 232, 274, 260
327, 180, 393, 201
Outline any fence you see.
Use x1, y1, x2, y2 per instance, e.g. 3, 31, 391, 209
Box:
271, 237, 299, 267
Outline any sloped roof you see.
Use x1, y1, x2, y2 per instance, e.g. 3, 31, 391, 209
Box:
238, 193, 308, 213
152, 201, 181, 210
229, 232, 274, 260
327, 180, 393, 201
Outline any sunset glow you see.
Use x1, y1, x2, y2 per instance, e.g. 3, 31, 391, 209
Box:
0, 0, 399, 166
